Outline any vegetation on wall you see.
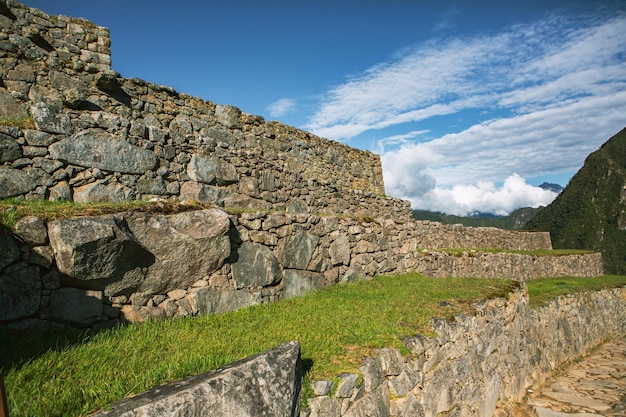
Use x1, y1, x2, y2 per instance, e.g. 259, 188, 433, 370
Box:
525, 128, 626, 274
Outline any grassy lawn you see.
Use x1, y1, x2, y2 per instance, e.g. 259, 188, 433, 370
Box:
437, 248, 595, 256
1, 274, 517, 417
2, 274, 625, 417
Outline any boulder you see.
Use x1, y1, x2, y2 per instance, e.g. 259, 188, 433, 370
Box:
0, 265, 41, 321
48, 215, 153, 296
72, 181, 129, 203
30, 101, 72, 134
0, 166, 36, 198
49, 128, 157, 174
329, 234, 351, 266
276, 231, 319, 270
215, 104, 242, 129
231, 242, 282, 289
49, 287, 103, 326
281, 269, 325, 299
93, 341, 302, 417
126, 209, 231, 295
0, 90, 28, 119
14, 216, 48, 246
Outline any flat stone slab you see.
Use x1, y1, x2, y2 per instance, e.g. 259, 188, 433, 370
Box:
92, 341, 302, 417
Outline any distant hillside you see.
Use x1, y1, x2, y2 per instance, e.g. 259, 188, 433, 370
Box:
539, 182, 564, 193
412, 207, 543, 230
525, 128, 626, 274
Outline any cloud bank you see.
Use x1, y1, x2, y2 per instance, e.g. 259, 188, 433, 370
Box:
305, 11, 626, 215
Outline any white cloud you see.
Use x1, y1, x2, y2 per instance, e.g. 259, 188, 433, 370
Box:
406, 174, 558, 216
307, 9, 626, 214
267, 98, 296, 118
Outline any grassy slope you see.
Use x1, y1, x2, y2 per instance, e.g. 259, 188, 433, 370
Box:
525, 128, 626, 274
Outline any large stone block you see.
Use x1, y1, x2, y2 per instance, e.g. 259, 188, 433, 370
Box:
31, 101, 72, 134
276, 231, 319, 270
0, 265, 41, 321
49, 287, 103, 326
48, 215, 153, 296
0, 90, 28, 119
93, 341, 302, 417
186, 154, 239, 185
126, 209, 231, 295
231, 242, 282, 289
0, 166, 37, 198
0, 132, 22, 163
281, 269, 325, 299
188, 287, 261, 315
49, 128, 157, 174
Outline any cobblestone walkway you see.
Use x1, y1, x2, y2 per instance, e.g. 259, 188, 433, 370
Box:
524, 337, 626, 417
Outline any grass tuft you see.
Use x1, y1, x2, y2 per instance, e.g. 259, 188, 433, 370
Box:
526, 275, 626, 307
0, 116, 36, 129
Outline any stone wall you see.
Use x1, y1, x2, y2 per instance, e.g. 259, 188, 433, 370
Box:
303, 285, 626, 417
0, 209, 602, 329
0, 0, 410, 220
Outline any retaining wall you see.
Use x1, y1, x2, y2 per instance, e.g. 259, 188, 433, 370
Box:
0, 0, 411, 220
0, 209, 602, 330
304, 285, 626, 417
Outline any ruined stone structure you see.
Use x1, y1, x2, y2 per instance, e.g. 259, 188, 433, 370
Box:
0, 2, 618, 417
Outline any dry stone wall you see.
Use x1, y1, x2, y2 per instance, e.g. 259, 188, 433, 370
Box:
304, 285, 626, 417
0, 0, 410, 220
0, 209, 602, 329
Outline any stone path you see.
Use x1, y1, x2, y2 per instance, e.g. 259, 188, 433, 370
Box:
524, 337, 626, 417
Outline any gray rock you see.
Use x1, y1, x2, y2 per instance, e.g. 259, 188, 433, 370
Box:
31, 101, 72, 134
48, 181, 72, 201
281, 269, 325, 299
72, 181, 128, 203
126, 209, 231, 295
187, 153, 239, 185
231, 242, 282, 290
200, 125, 237, 147
307, 396, 341, 417
341, 267, 367, 283
0, 265, 41, 321
388, 368, 421, 398
215, 104, 242, 129
0, 166, 37, 198
24, 129, 56, 146
49, 128, 157, 174
136, 177, 167, 195
311, 380, 334, 396
359, 357, 384, 392
179, 181, 225, 204
188, 287, 261, 315
0, 227, 20, 270
93, 341, 302, 417
329, 234, 351, 266
335, 373, 359, 398
49, 287, 103, 326
375, 348, 404, 376
276, 231, 319, 270
14, 216, 48, 245
0, 90, 28, 119
0, 132, 22, 162
48, 215, 153, 296
343, 382, 390, 417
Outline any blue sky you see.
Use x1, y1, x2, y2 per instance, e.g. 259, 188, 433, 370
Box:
26, 0, 626, 215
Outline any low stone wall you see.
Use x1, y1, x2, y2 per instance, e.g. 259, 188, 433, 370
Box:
0, 209, 602, 329
1, 0, 410, 220
303, 286, 626, 417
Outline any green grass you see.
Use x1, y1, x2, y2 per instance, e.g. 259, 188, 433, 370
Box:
0, 116, 36, 129
1, 274, 518, 417
0, 199, 216, 228
526, 275, 626, 307
436, 248, 594, 256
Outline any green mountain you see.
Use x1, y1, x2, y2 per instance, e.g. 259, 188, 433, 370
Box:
525, 128, 626, 274
412, 207, 542, 230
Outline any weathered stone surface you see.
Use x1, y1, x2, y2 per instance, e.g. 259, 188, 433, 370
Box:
308, 396, 341, 417
0, 90, 28, 119
330, 234, 350, 266
14, 216, 48, 246
276, 231, 319, 270
0, 166, 37, 198
344, 382, 390, 417
93, 341, 302, 417
335, 373, 359, 398
49, 287, 103, 325
179, 181, 224, 204
126, 209, 231, 294
231, 242, 282, 290
0, 132, 22, 162
48, 215, 153, 296
0, 265, 41, 321
72, 181, 128, 203
187, 153, 239, 185
359, 357, 384, 392
281, 269, 325, 299
188, 287, 260, 315
49, 129, 157, 174
31, 101, 72, 134
0, 227, 20, 270
215, 104, 242, 129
